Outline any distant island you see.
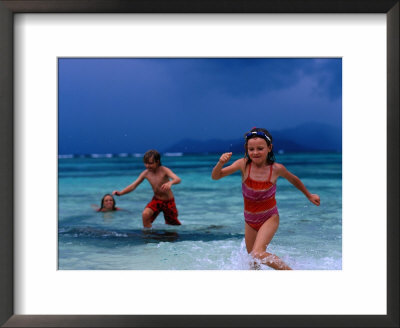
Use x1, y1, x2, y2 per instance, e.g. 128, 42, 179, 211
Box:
163, 122, 342, 154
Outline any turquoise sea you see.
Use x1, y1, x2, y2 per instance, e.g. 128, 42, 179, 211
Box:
58, 153, 342, 270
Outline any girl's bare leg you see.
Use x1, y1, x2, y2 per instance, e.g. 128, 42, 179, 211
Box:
246, 216, 292, 270
244, 223, 259, 269
253, 251, 292, 270
244, 222, 258, 253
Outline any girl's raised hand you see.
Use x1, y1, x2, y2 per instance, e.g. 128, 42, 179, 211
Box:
219, 152, 232, 164
308, 194, 320, 206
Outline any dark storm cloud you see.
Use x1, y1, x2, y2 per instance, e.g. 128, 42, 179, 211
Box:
58, 58, 342, 154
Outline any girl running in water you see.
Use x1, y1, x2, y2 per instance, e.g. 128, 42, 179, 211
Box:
211, 127, 320, 270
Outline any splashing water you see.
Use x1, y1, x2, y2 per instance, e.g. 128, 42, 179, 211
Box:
58, 153, 342, 270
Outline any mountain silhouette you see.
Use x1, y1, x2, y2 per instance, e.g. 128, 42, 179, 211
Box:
164, 122, 341, 153
273, 122, 342, 152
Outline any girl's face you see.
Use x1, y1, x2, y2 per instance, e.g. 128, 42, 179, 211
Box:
103, 195, 115, 210
247, 137, 271, 165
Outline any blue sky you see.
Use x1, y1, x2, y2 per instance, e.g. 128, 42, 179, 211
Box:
58, 58, 341, 154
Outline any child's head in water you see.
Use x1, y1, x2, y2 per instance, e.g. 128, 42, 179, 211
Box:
143, 149, 162, 171
99, 194, 117, 211
244, 127, 275, 165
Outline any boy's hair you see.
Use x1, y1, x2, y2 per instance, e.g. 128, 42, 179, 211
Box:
100, 194, 117, 211
244, 127, 275, 165
143, 149, 162, 166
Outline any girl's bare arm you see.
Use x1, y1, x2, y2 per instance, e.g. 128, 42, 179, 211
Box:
212, 153, 244, 180
276, 163, 320, 206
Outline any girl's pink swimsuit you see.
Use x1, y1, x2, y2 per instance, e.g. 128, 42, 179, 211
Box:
242, 163, 279, 231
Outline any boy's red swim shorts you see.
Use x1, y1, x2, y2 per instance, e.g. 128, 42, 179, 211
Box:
145, 196, 181, 225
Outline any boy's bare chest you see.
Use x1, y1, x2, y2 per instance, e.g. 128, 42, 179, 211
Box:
146, 171, 168, 185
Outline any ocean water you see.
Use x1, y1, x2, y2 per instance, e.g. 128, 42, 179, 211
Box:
58, 153, 342, 270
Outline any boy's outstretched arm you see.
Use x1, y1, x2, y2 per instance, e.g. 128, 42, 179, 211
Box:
160, 167, 181, 191
113, 172, 145, 196
276, 163, 320, 206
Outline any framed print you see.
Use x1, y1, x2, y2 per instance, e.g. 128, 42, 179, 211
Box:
56, 57, 342, 272
1, 0, 398, 327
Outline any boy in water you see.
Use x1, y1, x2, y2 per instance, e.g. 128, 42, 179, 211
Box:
112, 150, 181, 228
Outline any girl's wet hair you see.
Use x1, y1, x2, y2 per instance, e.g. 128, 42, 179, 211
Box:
244, 127, 275, 165
143, 149, 162, 166
100, 194, 117, 211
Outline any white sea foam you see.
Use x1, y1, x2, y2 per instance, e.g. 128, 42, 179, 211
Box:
164, 152, 184, 157
90, 153, 113, 158
58, 154, 74, 159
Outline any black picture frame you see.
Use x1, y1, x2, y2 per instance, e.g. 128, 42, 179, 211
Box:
0, 0, 398, 327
